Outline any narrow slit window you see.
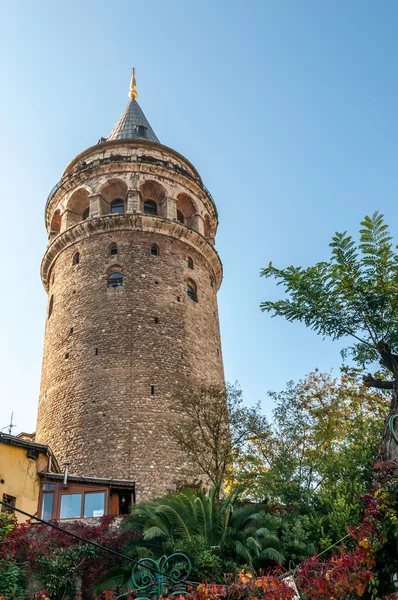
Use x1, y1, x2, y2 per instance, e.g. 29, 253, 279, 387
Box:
151, 385, 155, 395
110, 244, 118, 256
48, 295, 54, 319
73, 252, 80, 265
69, 327, 74, 335
151, 244, 159, 256
187, 281, 198, 302
188, 257, 194, 270
154, 317, 159, 324
65, 352, 69, 359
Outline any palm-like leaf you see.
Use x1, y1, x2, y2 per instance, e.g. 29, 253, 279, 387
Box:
93, 566, 132, 595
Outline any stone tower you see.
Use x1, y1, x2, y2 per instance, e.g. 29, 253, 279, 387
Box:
35, 71, 224, 500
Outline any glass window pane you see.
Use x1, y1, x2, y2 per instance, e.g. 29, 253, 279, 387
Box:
144, 201, 158, 215
60, 494, 82, 518
107, 272, 123, 288
42, 483, 56, 491
111, 200, 124, 214
84, 492, 105, 518
42, 493, 54, 520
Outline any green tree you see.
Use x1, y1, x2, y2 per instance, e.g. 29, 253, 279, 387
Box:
126, 487, 283, 573
261, 211, 398, 460
169, 382, 268, 494
95, 486, 283, 592
0, 512, 24, 600
231, 369, 387, 561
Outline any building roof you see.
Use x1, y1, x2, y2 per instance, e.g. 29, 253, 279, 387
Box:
0, 433, 61, 472
106, 98, 160, 143
40, 472, 135, 489
106, 69, 159, 143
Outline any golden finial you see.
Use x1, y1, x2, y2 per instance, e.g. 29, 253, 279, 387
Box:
129, 68, 138, 100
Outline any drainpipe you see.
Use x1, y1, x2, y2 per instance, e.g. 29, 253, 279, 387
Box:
63, 462, 71, 488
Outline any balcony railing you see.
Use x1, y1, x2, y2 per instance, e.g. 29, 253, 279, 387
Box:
45, 154, 217, 218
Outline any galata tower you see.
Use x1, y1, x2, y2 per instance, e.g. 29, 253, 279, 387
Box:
35, 71, 224, 500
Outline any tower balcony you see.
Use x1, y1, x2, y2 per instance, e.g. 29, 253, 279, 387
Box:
41, 212, 223, 293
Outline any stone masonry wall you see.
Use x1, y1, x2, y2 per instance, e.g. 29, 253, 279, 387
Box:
36, 228, 224, 500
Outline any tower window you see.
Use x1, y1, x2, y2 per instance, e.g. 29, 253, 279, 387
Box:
177, 210, 184, 224
73, 252, 80, 265
48, 295, 54, 319
82, 207, 90, 221
187, 280, 198, 302
110, 199, 125, 214
136, 125, 147, 138
107, 272, 124, 288
187, 257, 194, 270
144, 200, 158, 216
154, 317, 159, 324
69, 327, 74, 335
210, 276, 214, 288
151, 385, 155, 395
65, 352, 69, 359
110, 244, 118, 256
151, 244, 159, 256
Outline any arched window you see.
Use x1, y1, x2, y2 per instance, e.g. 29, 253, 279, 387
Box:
151, 244, 159, 256
110, 199, 125, 214
110, 244, 118, 256
144, 200, 158, 216
136, 125, 147, 138
82, 207, 90, 220
48, 295, 54, 318
188, 257, 194, 270
73, 252, 80, 265
187, 280, 198, 302
177, 210, 184, 224
107, 272, 124, 288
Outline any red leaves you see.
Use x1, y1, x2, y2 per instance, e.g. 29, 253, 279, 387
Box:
190, 573, 297, 600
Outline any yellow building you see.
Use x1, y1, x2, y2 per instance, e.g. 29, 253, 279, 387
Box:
0, 433, 60, 523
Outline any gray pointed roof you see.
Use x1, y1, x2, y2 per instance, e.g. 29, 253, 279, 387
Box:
107, 98, 160, 143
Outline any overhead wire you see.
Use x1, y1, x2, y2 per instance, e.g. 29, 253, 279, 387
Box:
0, 500, 189, 585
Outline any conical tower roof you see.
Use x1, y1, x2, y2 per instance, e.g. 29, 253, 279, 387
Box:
107, 69, 160, 143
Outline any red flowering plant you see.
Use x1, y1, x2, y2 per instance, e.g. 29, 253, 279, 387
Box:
98, 571, 298, 600
293, 460, 398, 600
0, 516, 138, 600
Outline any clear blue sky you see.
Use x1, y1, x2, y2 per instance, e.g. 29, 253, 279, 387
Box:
1, 0, 398, 434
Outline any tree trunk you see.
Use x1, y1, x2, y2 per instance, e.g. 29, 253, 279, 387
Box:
379, 384, 398, 463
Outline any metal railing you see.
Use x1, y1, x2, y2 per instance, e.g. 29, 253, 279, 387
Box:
45, 154, 217, 219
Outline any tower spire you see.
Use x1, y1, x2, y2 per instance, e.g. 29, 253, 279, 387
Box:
106, 68, 159, 143
129, 68, 137, 100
